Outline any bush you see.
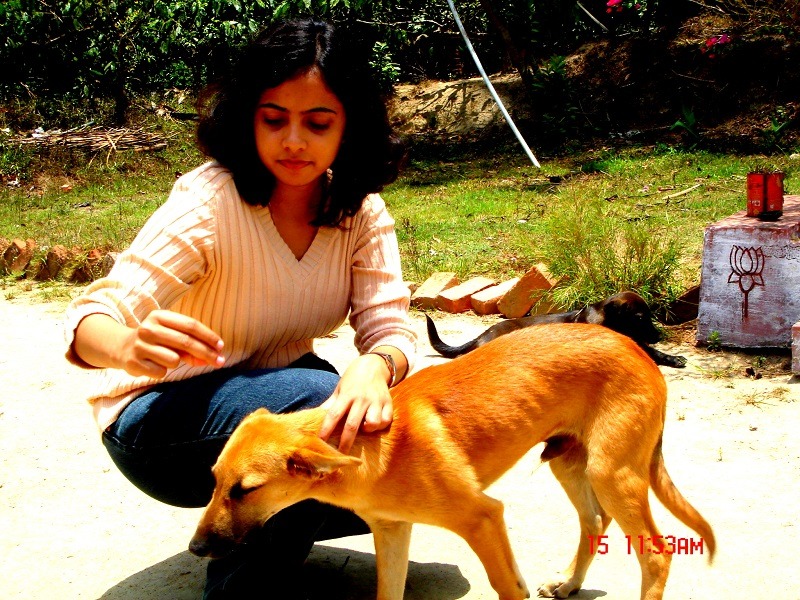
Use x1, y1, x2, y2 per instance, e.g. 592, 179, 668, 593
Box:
537, 201, 683, 312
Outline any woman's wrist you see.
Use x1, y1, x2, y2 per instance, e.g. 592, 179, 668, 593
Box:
365, 346, 408, 387
368, 351, 396, 387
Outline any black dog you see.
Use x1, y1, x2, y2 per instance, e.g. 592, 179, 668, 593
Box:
426, 290, 687, 368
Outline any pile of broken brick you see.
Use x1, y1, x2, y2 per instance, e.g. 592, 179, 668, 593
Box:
0, 237, 116, 283
409, 263, 556, 318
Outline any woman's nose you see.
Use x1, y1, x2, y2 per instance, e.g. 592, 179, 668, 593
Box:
283, 122, 307, 153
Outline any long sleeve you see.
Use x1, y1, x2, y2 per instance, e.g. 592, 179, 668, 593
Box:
64, 162, 416, 431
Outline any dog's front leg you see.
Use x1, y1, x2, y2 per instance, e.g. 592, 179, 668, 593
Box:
366, 518, 413, 600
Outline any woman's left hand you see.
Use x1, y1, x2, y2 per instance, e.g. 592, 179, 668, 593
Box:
318, 353, 394, 455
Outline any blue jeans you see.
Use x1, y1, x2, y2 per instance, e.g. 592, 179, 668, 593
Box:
101, 354, 370, 598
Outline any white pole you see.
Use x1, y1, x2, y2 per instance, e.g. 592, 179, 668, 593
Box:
446, 0, 541, 168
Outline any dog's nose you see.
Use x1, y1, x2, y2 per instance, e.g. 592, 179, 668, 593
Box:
189, 536, 212, 557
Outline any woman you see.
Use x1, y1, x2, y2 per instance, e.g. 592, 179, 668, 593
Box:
64, 19, 416, 598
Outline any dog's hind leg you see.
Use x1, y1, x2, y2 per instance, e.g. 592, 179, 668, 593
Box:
441, 492, 529, 600
588, 463, 672, 600
366, 518, 413, 600
538, 447, 612, 599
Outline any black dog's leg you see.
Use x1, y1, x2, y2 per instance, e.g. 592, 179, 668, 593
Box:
641, 344, 687, 368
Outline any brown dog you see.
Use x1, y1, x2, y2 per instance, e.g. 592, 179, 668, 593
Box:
427, 291, 687, 368
190, 324, 715, 600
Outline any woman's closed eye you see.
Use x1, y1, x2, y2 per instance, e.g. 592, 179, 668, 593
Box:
307, 120, 332, 132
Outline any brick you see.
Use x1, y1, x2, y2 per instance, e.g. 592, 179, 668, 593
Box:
471, 278, 519, 315
436, 276, 496, 313
411, 272, 459, 309
497, 263, 558, 318
657, 284, 700, 325
29, 244, 69, 280
68, 248, 104, 283
1, 238, 36, 275
793, 322, 800, 375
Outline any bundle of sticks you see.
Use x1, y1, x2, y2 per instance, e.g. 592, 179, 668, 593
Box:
16, 126, 169, 153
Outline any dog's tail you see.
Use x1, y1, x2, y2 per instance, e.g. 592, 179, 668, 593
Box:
649, 435, 716, 563
425, 314, 479, 358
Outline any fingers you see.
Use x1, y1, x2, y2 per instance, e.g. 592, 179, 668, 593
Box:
319, 386, 393, 455
142, 310, 225, 365
122, 310, 224, 378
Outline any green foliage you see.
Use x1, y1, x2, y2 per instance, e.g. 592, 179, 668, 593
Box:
670, 106, 700, 147
536, 201, 682, 310
528, 55, 586, 149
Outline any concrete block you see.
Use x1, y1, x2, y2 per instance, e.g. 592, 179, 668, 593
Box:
471, 278, 519, 315
498, 263, 558, 318
697, 195, 800, 348
793, 322, 800, 374
436, 276, 496, 313
411, 272, 458, 310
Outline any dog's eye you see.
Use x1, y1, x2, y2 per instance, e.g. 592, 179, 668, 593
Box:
229, 481, 259, 501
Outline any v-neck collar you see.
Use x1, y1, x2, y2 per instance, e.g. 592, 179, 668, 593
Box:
261, 207, 335, 279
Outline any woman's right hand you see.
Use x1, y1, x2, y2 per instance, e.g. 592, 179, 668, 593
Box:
74, 310, 225, 378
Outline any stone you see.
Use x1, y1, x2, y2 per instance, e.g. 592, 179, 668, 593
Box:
411, 272, 459, 310
100, 252, 118, 277
435, 276, 496, 313
793, 322, 800, 375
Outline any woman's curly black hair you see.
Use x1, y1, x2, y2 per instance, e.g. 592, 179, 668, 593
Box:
196, 19, 406, 227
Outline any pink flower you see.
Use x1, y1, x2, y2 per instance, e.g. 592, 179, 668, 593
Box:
718, 33, 731, 44
607, 0, 623, 6
706, 37, 718, 47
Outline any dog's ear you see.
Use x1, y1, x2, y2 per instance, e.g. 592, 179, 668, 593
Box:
287, 446, 362, 479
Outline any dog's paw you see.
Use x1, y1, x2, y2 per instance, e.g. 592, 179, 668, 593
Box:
537, 579, 580, 599
672, 354, 688, 368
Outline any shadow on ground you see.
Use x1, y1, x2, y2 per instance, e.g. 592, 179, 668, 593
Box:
99, 551, 205, 599
97, 545, 609, 599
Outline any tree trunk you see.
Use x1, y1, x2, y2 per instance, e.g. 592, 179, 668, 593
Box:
476, 0, 536, 89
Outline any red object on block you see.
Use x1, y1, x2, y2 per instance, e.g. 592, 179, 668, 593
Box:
746, 172, 765, 217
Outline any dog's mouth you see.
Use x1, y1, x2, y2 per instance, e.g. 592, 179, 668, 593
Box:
189, 510, 281, 559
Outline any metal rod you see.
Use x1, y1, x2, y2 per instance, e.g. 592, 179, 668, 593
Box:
445, 0, 541, 168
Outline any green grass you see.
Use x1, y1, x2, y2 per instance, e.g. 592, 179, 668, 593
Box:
387, 148, 796, 302
2, 125, 798, 312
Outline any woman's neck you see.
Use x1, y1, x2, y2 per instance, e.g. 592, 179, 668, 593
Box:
269, 180, 322, 224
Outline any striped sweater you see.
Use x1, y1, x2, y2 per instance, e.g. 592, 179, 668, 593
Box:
64, 162, 417, 431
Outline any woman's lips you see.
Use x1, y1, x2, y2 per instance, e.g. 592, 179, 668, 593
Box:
278, 159, 312, 171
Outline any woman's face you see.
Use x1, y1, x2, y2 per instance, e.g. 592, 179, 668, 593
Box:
254, 68, 346, 197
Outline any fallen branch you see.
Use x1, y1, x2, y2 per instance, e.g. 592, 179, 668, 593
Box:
662, 183, 703, 200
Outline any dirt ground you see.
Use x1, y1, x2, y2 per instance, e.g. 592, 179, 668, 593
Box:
1, 290, 798, 600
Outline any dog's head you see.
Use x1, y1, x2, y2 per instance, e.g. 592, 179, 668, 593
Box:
189, 408, 362, 558
599, 291, 662, 345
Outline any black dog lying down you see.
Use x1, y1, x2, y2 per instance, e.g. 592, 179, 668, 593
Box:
426, 290, 687, 368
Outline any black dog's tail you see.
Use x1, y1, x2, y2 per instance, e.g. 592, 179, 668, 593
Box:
425, 314, 479, 358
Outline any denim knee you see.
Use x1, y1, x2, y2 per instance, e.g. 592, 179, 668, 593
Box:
103, 361, 340, 507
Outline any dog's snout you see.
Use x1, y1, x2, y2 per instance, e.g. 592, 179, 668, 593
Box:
189, 530, 237, 559
189, 535, 212, 557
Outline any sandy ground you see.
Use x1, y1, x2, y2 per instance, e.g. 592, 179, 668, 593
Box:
1, 290, 799, 600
